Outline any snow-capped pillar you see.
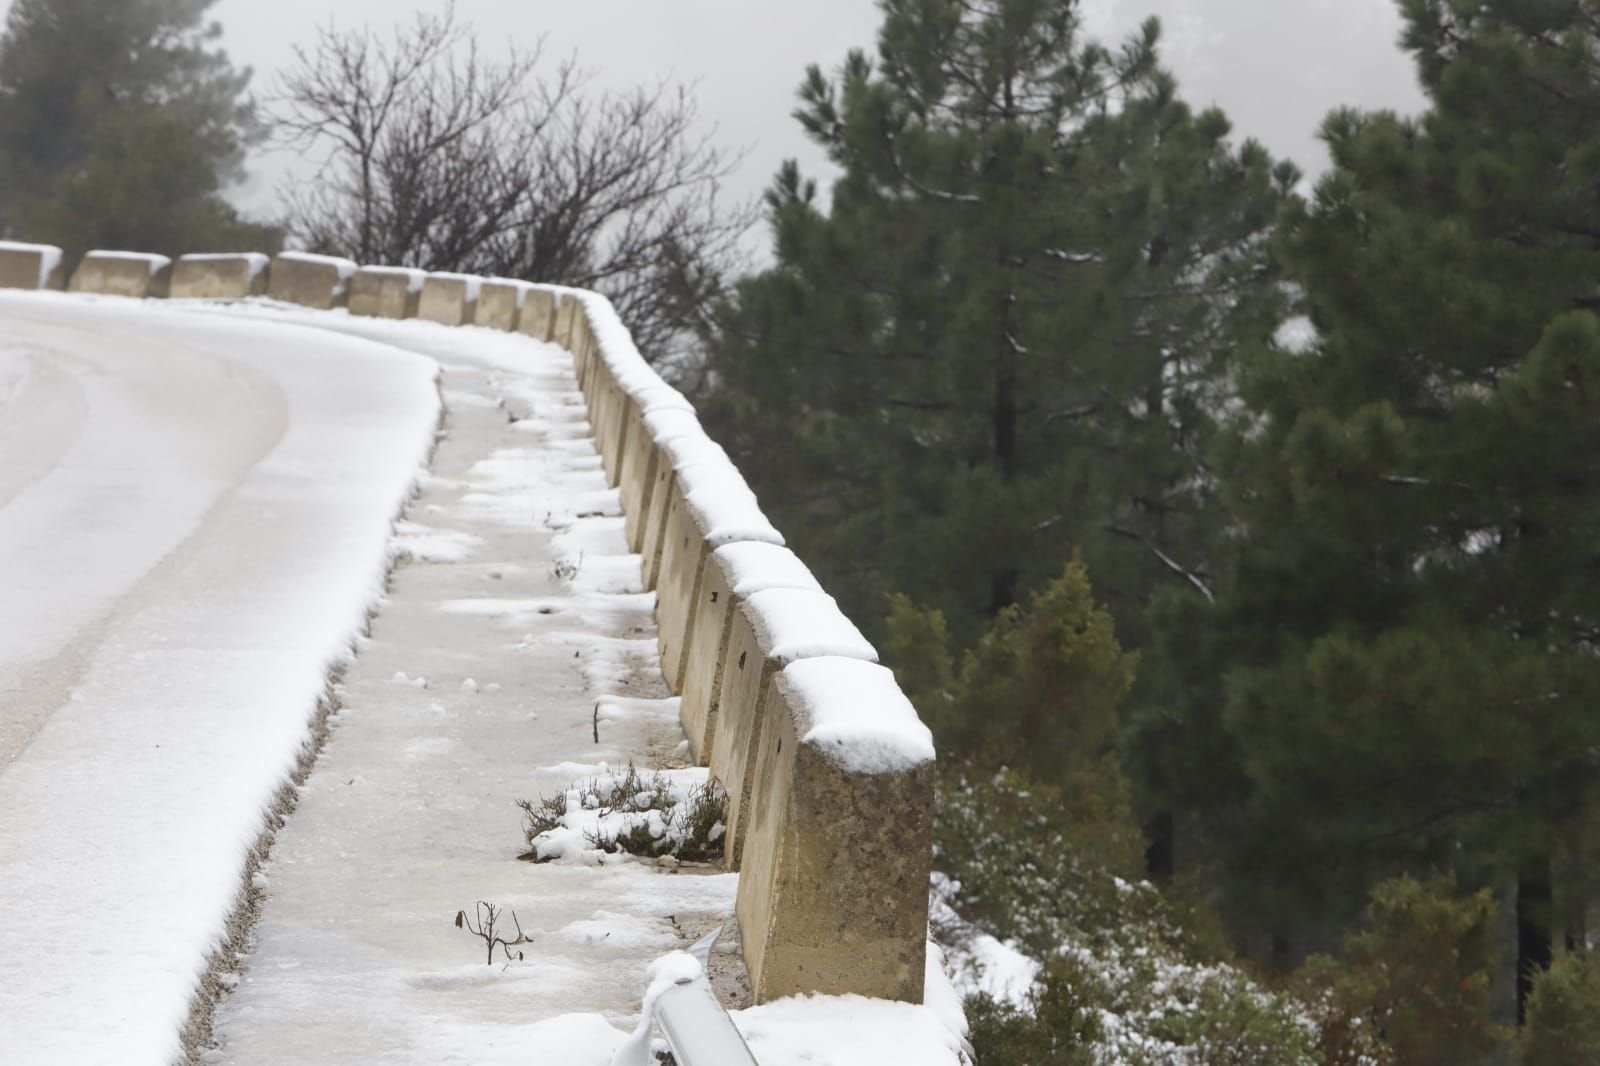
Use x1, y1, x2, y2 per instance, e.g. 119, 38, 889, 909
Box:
706, 587, 877, 868
268, 252, 357, 310
679, 543, 822, 765
417, 272, 481, 326
69, 251, 174, 299
735, 658, 936, 1005
170, 253, 271, 300
552, 294, 580, 349
0, 241, 66, 290
518, 288, 557, 341
655, 464, 786, 698
621, 406, 699, 552
348, 266, 425, 319
476, 278, 530, 331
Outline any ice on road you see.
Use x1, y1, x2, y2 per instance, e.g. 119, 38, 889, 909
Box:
0, 292, 440, 1065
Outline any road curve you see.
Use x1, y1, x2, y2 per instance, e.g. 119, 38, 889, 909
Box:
0, 292, 439, 1066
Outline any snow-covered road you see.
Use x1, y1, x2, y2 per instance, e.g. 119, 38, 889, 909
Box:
0, 292, 439, 1065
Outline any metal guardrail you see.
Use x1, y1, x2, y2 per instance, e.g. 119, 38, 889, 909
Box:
613, 926, 759, 1066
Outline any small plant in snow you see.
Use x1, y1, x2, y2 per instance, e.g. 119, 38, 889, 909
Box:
516, 763, 726, 864
551, 552, 583, 582
454, 901, 534, 966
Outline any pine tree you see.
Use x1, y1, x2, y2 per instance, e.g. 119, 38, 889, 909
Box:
701, 0, 1296, 655
0, 0, 274, 256
1171, 0, 1600, 1002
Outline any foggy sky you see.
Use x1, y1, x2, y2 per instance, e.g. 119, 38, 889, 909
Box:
8, 0, 1430, 228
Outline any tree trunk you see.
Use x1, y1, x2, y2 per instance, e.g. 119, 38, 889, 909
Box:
1517, 856, 1553, 1025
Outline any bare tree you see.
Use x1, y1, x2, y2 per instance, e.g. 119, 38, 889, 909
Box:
272, 5, 752, 373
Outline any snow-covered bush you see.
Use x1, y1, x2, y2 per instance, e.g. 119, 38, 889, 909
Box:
517, 763, 726, 864
935, 768, 1338, 1066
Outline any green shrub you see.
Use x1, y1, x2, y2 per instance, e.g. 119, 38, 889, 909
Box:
1297, 877, 1508, 1066
1519, 951, 1600, 1066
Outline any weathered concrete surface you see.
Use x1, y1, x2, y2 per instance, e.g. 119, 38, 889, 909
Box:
69, 251, 172, 298
417, 274, 478, 326
707, 589, 875, 868
621, 408, 699, 553
0, 242, 65, 290
475, 279, 527, 331
518, 289, 557, 341
553, 295, 579, 349
269, 253, 356, 310
170, 254, 270, 300
348, 266, 423, 319
737, 659, 935, 1005
679, 544, 821, 764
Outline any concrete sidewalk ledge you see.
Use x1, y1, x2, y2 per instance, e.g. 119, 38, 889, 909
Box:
269, 252, 356, 309
736, 657, 935, 1004
0, 241, 66, 290
171, 253, 271, 300
70, 251, 173, 298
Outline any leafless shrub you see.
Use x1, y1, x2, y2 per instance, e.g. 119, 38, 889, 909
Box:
271, 3, 753, 375
454, 900, 534, 966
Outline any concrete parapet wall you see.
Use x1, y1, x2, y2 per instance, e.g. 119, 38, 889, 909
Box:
679, 543, 822, 764
269, 252, 355, 309
349, 266, 424, 319
519, 289, 557, 341
170, 253, 270, 300
706, 588, 877, 868
0, 241, 66, 290
476, 279, 528, 332
70, 251, 173, 298
569, 285, 938, 1004
418, 273, 480, 326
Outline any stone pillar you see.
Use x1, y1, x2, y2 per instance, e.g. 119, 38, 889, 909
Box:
735, 658, 935, 1004
476, 279, 528, 331
348, 266, 424, 319
417, 273, 481, 326
69, 251, 173, 298
268, 252, 357, 309
518, 289, 557, 341
0, 241, 65, 290
170, 254, 271, 300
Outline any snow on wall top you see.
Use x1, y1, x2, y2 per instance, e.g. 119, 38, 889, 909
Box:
743, 587, 877, 665
179, 252, 271, 279
643, 407, 701, 445
662, 432, 730, 472
778, 657, 936, 774
0, 240, 63, 286
638, 385, 695, 414
683, 465, 783, 547
277, 251, 358, 278
713, 542, 822, 598
85, 250, 171, 274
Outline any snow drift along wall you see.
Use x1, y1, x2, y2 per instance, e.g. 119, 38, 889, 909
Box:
0, 241, 940, 1007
